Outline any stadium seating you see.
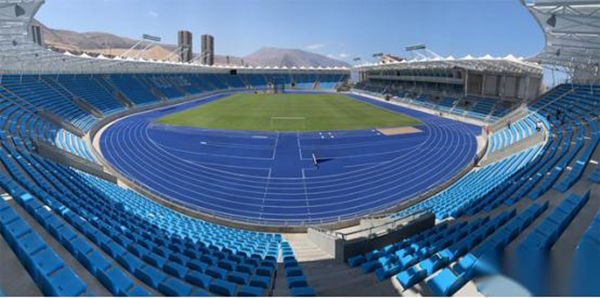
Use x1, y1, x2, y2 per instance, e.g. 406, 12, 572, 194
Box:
487, 113, 541, 154
1, 63, 597, 298
109, 75, 161, 106
55, 129, 97, 163
392, 145, 541, 220
517, 191, 589, 251
55, 75, 126, 114
0, 135, 283, 296
99, 92, 480, 225
352, 82, 516, 122
0, 188, 88, 296
0, 75, 96, 132
280, 242, 316, 296
572, 209, 600, 296
342, 83, 597, 296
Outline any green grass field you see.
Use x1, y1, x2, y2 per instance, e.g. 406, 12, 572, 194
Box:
155, 93, 421, 132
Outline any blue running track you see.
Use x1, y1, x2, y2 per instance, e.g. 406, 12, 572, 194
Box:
100, 93, 481, 225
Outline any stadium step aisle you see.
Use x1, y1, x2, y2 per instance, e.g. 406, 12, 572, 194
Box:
280, 233, 399, 296
55, 129, 98, 163
0, 191, 89, 296
2, 191, 116, 296
0, 196, 43, 297
572, 206, 600, 296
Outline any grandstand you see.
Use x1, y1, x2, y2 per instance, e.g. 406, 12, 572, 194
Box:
0, 0, 598, 297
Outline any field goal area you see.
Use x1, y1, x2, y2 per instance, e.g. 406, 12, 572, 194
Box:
270, 117, 307, 131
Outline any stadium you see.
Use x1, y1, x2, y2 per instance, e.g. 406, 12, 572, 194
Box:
0, 0, 598, 297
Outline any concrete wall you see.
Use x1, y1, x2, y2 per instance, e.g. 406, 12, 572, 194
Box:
341, 213, 435, 261
33, 139, 117, 183
307, 213, 435, 262
307, 228, 345, 260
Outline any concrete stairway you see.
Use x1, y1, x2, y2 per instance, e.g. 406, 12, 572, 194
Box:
277, 233, 401, 296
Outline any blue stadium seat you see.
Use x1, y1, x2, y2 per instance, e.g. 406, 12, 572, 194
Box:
290, 286, 316, 296
396, 266, 426, 290
79, 250, 111, 277
127, 286, 152, 297
427, 268, 467, 296
185, 270, 211, 289
249, 275, 271, 289
98, 267, 135, 296
209, 278, 237, 296
40, 267, 87, 297
134, 265, 167, 289
30, 247, 65, 284
158, 277, 192, 296
237, 285, 265, 296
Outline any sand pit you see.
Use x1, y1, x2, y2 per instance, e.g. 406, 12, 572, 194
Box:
378, 126, 422, 136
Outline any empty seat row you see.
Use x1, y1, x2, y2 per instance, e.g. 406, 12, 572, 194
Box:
281, 242, 316, 296
517, 191, 590, 251
0, 189, 87, 296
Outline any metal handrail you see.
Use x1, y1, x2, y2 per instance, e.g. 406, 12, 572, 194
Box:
311, 209, 432, 242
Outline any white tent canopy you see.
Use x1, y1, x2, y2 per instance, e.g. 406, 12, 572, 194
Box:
0, 0, 349, 75
355, 55, 542, 76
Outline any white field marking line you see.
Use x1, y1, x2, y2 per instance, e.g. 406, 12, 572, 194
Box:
271, 132, 279, 160
294, 143, 470, 161
297, 136, 427, 154
159, 139, 274, 152
142, 122, 274, 174
109, 120, 272, 208
273, 96, 441, 178
112, 109, 462, 191
185, 160, 273, 172
148, 130, 277, 161
288, 119, 477, 201
108, 114, 476, 217
259, 169, 272, 216
301, 168, 310, 207
294, 124, 473, 199
118, 117, 454, 201
292, 120, 432, 176
191, 140, 275, 150
297, 132, 307, 161
344, 162, 385, 169
130, 121, 273, 185
129, 111, 428, 189
297, 131, 429, 149
591, 160, 598, 165
105, 93, 476, 189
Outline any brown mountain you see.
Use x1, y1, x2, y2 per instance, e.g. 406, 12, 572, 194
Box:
33, 19, 350, 67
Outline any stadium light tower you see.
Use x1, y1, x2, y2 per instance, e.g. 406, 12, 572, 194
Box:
121, 34, 162, 59
372, 52, 384, 64
405, 44, 442, 61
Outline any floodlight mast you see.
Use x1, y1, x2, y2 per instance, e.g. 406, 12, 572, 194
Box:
121, 34, 162, 59
89, 34, 163, 70
405, 44, 442, 60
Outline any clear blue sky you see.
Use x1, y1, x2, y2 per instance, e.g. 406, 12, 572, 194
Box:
36, 0, 545, 63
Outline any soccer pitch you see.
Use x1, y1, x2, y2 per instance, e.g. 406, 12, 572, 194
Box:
155, 93, 421, 132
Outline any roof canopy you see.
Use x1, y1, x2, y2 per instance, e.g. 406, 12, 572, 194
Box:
0, 0, 349, 75
523, 0, 600, 77
355, 55, 543, 77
